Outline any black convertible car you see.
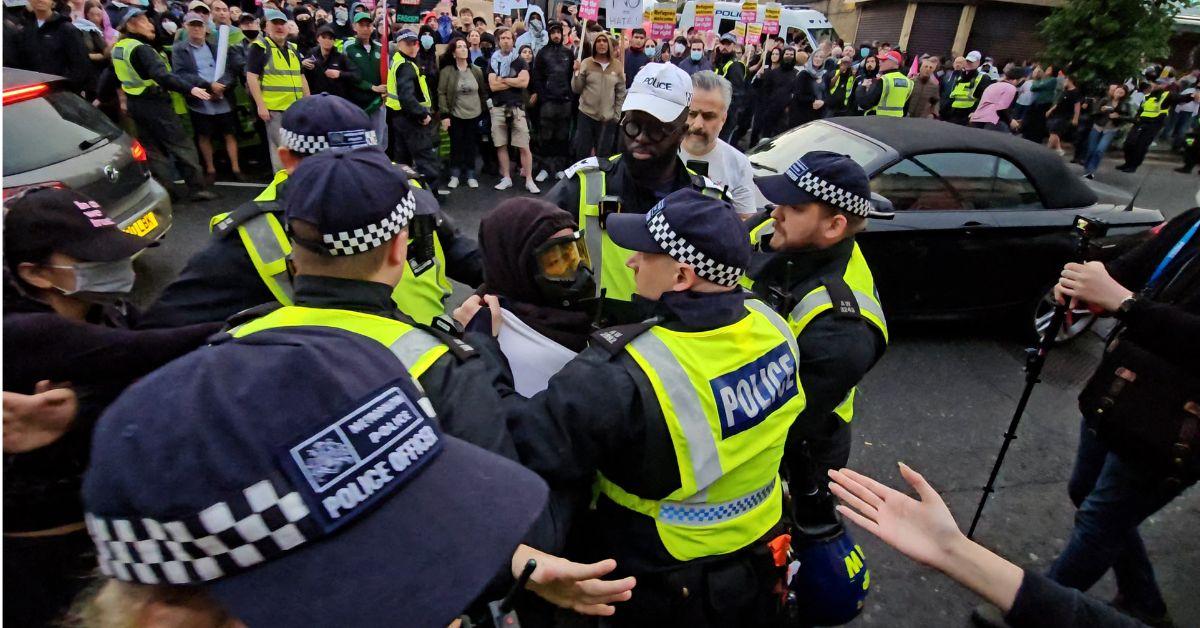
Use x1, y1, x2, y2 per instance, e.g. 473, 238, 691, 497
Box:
747, 117, 1165, 340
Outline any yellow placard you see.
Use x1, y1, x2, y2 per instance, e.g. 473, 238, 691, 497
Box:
695, 1, 714, 17
746, 22, 762, 42
764, 5, 780, 21
740, 1, 757, 22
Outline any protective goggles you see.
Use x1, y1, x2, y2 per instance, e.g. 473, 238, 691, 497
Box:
533, 231, 591, 280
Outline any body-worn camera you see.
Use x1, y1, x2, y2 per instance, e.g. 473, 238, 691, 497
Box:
598, 195, 621, 229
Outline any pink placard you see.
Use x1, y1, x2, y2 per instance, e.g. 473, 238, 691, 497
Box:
579, 0, 599, 22
740, 2, 757, 23
694, 1, 714, 31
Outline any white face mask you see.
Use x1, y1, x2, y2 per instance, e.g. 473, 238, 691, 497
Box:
44, 259, 137, 299
673, 42, 685, 55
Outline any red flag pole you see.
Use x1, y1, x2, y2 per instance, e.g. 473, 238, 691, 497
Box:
379, 0, 390, 84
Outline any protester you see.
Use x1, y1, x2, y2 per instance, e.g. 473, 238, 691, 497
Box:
12, 0, 90, 94
571, 31, 626, 162
78, 1, 110, 98
438, 37, 486, 190
515, 5, 548, 55
3, 188, 220, 627
1081, 84, 1134, 179
679, 71, 757, 216
906, 56, 940, 118
529, 20, 574, 181
623, 27, 651, 88
1046, 73, 1083, 156
1020, 65, 1058, 144
487, 27, 538, 193
1163, 87, 1198, 150
713, 32, 748, 141
343, 11, 388, 152
300, 24, 356, 99
969, 65, 1022, 132
675, 38, 712, 76
174, 11, 242, 183
851, 55, 879, 114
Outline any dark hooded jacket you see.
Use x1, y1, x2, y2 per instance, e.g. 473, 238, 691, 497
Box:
11, 10, 90, 92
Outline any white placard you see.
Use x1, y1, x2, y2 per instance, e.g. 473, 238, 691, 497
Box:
608, 0, 645, 29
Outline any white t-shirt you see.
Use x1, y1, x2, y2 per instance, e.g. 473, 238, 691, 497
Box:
495, 308, 577, 397
679, 140, 758, 216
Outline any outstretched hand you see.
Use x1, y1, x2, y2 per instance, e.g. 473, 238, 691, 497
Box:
827, 464, 963, 569
512, 545, 635, 616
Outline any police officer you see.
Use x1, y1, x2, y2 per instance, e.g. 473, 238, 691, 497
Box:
1117, 83, 1175, 173
246, 9, 310, 172
549, 62, 729, 326
104, 8, 217, 202
713, 33, 747, 142
940, 50, 992, 125
139, 94, 481, 329
505, 189, 805, 626
386, 29, 441, 192
217, 147, 511, 459
859, 50, 912, 117
744, 152, 889, 492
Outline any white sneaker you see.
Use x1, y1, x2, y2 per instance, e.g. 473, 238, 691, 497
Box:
447, 176, 460, 189
535, 169, 550, 182
555, 170, 566, 180
495, 177, 513, 190
525, 179, 541, 194
437, 187, 450, 197
1055, 148, 1066, 156
467, 177, 479, 188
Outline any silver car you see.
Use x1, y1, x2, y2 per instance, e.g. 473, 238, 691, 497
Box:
3, 68, 172, 242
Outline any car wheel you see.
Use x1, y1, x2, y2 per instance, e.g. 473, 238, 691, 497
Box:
1029, 285, 1097, 344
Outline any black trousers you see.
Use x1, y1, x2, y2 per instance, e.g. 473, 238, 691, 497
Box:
447, 115, 480, 177
128, 95, 205, 193
572, 111, 615, 161
1121, 117, 1166, 171
1180, 134, 1200, 172
538, 100, 573, 174
390, 114, 441, 188
719, 100, 744, 142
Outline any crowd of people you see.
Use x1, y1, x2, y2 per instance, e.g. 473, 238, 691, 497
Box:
4, 0, 1200, 627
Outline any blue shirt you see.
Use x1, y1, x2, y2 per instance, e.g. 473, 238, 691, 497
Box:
187, 40, 231, 115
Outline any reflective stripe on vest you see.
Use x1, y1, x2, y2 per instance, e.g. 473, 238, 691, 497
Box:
112, 39, 157, 95
385, 53, 432, 111
576, 157, 638, 303
1140, 92, 1169, 119
718, 59, 741, 78
596, 299, 805, 561
253, 38, 303, 110
393, 221, 452, 323
870, 71, 912, 117
949, 73, 983, 109
831, 71, 854, 106
229, 306, 449, 378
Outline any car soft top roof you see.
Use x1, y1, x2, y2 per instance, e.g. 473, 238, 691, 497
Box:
827, 117, 1099, 209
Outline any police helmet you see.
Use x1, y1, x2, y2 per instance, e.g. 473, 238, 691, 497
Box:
784, 525, 870, 626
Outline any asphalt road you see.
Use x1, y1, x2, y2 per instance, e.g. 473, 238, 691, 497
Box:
132, 151, 1200, 627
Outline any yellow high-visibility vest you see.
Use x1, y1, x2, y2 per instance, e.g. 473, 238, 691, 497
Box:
252, 37, 303, 111
868, 71, 912, 117
385, 52, 431, 111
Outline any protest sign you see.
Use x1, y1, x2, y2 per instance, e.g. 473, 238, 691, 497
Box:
608, 0, 644, 30
763, 3, 779, 34
397, 0, 421, 24
739, 1, 757, 23
579, 0, 599, 21
693, 1, 713, 31
746, 22, 762, 45
457, 0, 494, 27
650, 3, 674, 40
732, 20, 746, 44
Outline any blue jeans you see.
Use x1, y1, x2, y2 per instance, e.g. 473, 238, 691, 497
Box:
1084, 127, 1118, 175
1047, 419, 1195, 617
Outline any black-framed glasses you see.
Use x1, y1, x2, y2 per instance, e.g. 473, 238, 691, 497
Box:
620, 115, 679, 143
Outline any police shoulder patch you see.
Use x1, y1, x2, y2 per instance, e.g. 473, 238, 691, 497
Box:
590, 319, 660, 356
278, 378, 442, 533
564, 156, 600, 179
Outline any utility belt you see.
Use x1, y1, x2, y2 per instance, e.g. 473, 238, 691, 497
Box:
1080, 330, 1200, 484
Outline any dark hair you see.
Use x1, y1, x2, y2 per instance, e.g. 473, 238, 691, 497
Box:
473, 16, 486, 25
440, 35, 467, 67
631, 27, 645, 36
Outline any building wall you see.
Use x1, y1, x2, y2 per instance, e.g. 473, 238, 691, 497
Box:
967, 2, 1049, 65
906, 2, 961, 59
854, 0, 907, 47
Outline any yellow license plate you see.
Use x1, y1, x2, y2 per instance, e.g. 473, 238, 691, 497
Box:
123, 212, 158, 237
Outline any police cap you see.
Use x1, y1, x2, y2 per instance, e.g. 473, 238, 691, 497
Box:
755, 151, 876, 218
279, 93, 378, 154
284, 148, 423, 256
606, 188, 749, 288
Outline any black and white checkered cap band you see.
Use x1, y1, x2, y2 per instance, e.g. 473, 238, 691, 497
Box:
280, 128, 378, 154
785, 166, 874, 218
321, 190, 416, 256
85, 477, 316, 585
646, 211, 743, 287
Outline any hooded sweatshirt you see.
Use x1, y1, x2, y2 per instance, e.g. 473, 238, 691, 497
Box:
515, 6, 548, 56
572, 32, 626, 122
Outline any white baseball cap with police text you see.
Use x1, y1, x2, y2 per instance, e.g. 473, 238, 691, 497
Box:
622, 62, 693, 123
966, 50, 982, 64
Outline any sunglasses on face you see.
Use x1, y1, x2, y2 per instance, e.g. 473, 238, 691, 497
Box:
620, 115, 678, 143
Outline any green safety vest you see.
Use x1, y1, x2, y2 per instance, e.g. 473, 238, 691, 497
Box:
385, 52, 431, 111
572, 156, 726, 304
209, 170, 453, 324
829, 70, 854, 107
743, 219, 888, 423
717, 58, 744, 79
948, 72, 983, 109
252, 37, 304, 111
595, 298, 806, 561
1140, 92, 1169, 119
869, 71, 912, 117
229, 305, 449, 380
111, 38, 188, 114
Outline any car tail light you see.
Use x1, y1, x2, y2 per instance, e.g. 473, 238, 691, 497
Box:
1149, 221, 1167, 236
2, 182, 66, 201
2, 83, 51, 106
130, 139, 148, 163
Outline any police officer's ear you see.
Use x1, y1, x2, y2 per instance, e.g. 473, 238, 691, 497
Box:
673, 261, 701, 292
278, 148, 306, 173
385, 227, 409, 269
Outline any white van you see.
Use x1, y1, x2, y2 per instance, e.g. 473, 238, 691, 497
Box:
677, 2, 838, 50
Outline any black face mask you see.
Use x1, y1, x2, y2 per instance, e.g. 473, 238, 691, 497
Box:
535, 265, 597, 310
781, 59, 795, 70
242, 29, 260, 39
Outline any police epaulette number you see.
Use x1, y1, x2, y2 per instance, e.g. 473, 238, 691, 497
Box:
590, 319, 661, 355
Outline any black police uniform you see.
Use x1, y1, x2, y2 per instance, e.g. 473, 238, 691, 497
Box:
744, 214, 886, 477
389, 50, 441, 189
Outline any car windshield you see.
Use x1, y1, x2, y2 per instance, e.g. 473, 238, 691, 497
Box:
3, 88, 123, 176
748, 123, 886, 173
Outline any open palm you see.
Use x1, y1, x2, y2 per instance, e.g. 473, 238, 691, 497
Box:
827, 464, 964, 568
